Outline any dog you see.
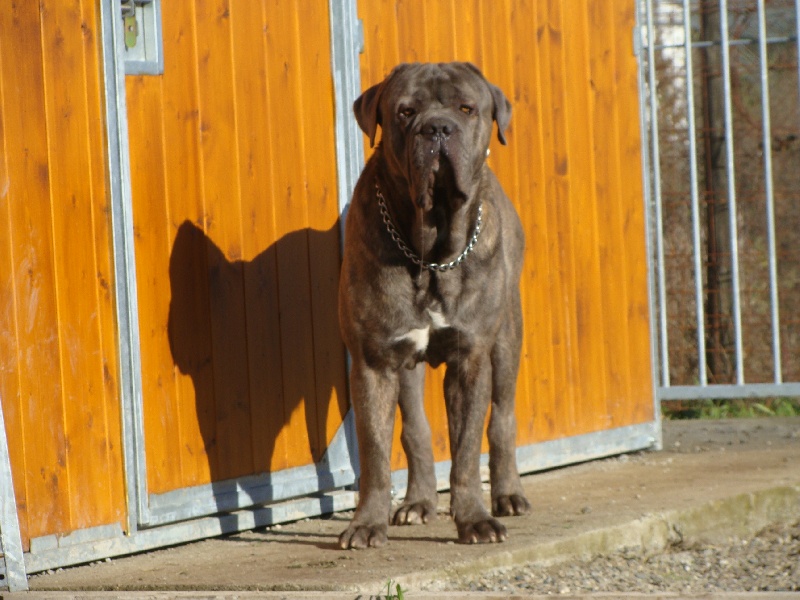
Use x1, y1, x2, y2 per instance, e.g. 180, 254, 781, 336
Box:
338, 62, 530, 548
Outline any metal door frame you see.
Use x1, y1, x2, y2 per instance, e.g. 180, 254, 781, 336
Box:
637, 0, 800, 402
0, 396, 27, 591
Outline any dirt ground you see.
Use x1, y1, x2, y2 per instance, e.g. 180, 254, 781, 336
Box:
23, 417, 800, 594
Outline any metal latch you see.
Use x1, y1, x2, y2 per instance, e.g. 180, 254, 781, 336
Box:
121, 0, 163, 75
121, 0, 154, 50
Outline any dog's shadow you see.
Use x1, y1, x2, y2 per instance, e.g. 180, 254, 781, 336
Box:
167, 219, 348, 488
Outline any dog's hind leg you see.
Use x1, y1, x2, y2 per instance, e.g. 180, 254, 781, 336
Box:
488, 294, 531, 517
393, 363, 438, 525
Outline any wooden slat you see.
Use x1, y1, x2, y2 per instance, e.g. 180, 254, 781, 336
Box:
538, 0, 580, 436
262, 0, 318, 471
127, 73, 188, 496
291, 2, 349, 456
587, 1, 634, 427
505, 0, 559, 444
83, 0, 127, 527
483, 0, 536, 448
0, 1, 127, 546
40, 0, 119, 529
227, 0, 287, 475
562, 1, 610, 434
125, 74, 176, 494
194, 0, 254, 480
159, 0, 217, 489
0, 2, 32, 549
0, 1, 71, 544
613, 0, 654, 424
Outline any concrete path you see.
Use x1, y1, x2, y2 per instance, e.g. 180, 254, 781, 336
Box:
7, 418, 800, 599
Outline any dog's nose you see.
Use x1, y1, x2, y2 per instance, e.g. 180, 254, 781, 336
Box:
421, 118, 455, 139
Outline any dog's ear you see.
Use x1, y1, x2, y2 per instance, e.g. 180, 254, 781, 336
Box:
489, 83, 512, 146
353, 80, 385, 148
462, 63, 512, 146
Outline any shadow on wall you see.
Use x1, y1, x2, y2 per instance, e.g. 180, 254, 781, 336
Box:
166, 219, 348, 491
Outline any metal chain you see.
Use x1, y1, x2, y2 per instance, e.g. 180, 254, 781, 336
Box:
375, 181, 482, 272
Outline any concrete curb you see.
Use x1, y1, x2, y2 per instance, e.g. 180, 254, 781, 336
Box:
389, 484, 800, 591
5, 590, 800, 599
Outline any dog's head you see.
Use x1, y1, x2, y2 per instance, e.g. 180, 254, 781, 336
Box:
354, 62, 511, 211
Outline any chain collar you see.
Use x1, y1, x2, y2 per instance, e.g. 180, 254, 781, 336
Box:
375, 181, 483, 272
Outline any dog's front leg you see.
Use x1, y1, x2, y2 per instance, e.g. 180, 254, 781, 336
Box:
338, 361, 399, 549
445, 352, 507, 544
393, 363, 438, 526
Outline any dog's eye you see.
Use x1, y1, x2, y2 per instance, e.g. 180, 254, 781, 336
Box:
398, 107, 416, 119
460, 105, 475, 115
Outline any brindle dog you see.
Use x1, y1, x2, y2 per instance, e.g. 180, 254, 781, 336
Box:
338, 62, 530, 548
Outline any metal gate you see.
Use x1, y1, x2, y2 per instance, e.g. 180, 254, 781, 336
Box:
638, 0, 800, 400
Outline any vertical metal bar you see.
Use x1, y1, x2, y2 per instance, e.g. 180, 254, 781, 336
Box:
636, 0, 664, 446
682, 0, 708, 386
0, 398, 28, 592
645, 0, 671, 388
756, 0, 782, 384
328, 0, 365, 224
796, 0, 800, 124
99, 0, 149, 530
718, 0, 745, 384
327, 0, 364, 477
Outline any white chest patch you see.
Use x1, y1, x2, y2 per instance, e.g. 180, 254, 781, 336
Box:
393, 310, 450, 353
427, 309, 448, 329
395, 327, 430, 352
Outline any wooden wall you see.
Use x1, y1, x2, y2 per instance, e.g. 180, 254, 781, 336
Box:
0, 2, 126, 549
0, 0, 654, 553
125, 0, 349, 497
356, 0, 655, 470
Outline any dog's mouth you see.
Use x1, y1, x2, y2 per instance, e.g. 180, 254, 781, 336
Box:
413, 144, 465, 211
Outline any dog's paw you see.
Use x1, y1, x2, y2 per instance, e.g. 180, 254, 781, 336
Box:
392, 500, 437, 526
338, 523, 388, 550
457, 517, 508, 544
492, 494, 531, 517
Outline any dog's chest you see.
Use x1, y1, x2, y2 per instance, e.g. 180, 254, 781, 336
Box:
393, 308, 448, 352
390, 303, 465, 368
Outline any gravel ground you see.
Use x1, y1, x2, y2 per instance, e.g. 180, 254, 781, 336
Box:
422, 520, 800, 594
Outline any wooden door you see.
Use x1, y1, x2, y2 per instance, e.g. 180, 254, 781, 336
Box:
0, 1, 126, 549
125, 0, 349, 513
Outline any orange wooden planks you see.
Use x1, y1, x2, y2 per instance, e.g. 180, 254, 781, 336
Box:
0, 0, 126, 546
613, 0, 654, 425
561, 1, 610, 434
227, 0, 287, 476
587, 1, 635, 427
194, 0, 254, 481
129, 0, 347, 497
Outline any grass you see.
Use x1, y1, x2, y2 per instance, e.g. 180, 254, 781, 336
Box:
378, 580, 405, 599
662, 396, 800, 420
